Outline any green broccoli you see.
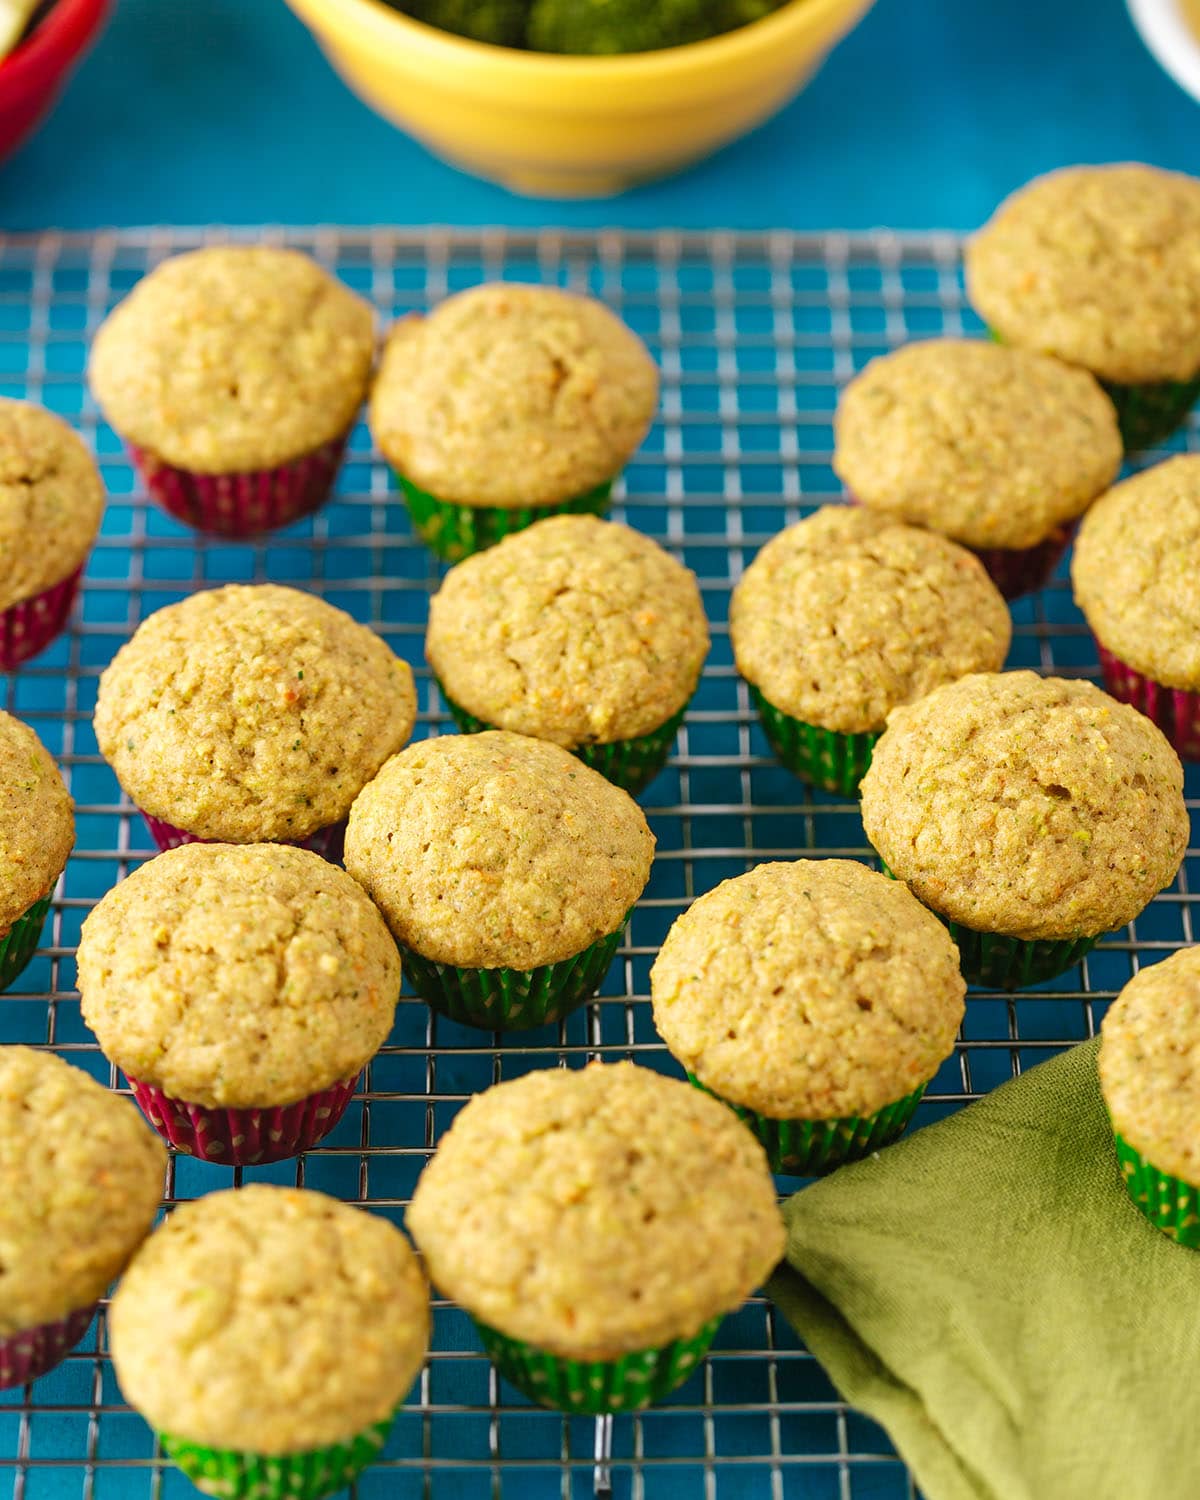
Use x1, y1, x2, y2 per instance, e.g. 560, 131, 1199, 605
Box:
391, 0, 531, 47
526, 0, 787, 54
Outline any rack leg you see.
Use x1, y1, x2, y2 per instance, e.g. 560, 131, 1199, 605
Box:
593, 1414, 613, 1497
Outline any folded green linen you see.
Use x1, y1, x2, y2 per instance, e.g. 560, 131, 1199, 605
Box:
767, 1039, 1200, 1500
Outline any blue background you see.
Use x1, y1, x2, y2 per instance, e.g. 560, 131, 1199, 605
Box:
1, 0, 1198, 232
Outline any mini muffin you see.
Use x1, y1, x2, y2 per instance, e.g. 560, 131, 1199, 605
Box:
730, 506, 1011, 794
369, 283, 659, 560
344, 731, 654, 1029
110, 1186, 428, 1500
650, 860, 964, 1173
966, 164, 1200, 448
0, 1047, 164, 1389
1100, 949, 1200, 1248
0, 711, 74, 992
88, 247, 375, 536
427, 514, 709, 792
833, 339, 1121, 598
77, 843, 401, 1165
0, 400, 104, 670
860, 671, 1189, 990
93, 584, 416, 854
407, 1061, 783, 1413
1072, 455, 1200, 760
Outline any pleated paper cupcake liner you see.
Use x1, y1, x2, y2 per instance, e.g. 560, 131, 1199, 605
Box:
398, 475, 612, 562
128, 434, 348, 539
0, 566, 83, 671
476, 1317, 721, 1415
160, 1413, 394, 1500
0, 893, 52, 994
139, 812, 346, 863
0, 1302, 96, 1391
748, 684, 877, 797
126, 1074, 359, 1165
970, 526, 1072, 602
1102, 375, 1200, 452
1113, 1133, 1200, 1249
1096, 645, 1200, 762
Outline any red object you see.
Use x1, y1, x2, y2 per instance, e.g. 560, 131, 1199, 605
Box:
127, 1074, 360, 1165
0, 0, 110, 163
1097, 645, 1200, 761
970, 526, 1073, 603
140, 811, 348, 862
0, 565, 82, 670
0, 1302, 96, 1389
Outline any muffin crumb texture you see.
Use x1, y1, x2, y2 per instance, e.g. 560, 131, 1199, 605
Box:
0, 710, 74, 933
651, 860, 964, 1119
427, 515, 709, 745
345, 731, 654, 970
730, 506, 1011, 732
860, 672, 1188, 941
408, 1062, 783, 1359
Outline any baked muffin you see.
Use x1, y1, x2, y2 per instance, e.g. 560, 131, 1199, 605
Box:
1100, 949, 1200, 1248
651, 860, 964, 1173
407, 1061, 783, 1412
833, 339, 1121, 598
110, 1187, 428, 1500
344, 731, 654, 1029
860, 671, 1189, 990
93, 584, 416, 854
966, 164, 1200, 448
1072, 455, 1200, 760
77, 843, 401, 1165
0, 1047, 164, 1389
369, 283, 659, 560
426, 514, 709, 792
730, 506, 1011, 793
0, 399, 104, 670
88, 247, 375, 536
0, 711, 74, 993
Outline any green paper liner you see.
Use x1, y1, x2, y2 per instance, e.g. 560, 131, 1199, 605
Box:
437, 679, 687, 795
400, 915, 631, 1031
1113, 1133, 1200, 1249
398, 475, 613, 561
476, 1316, 721, 1414
688, 1075, 926, 1175
749, 684, 877, 796
160, 1416, 393, 1500
1101, 376, 1200, 451
0, 894, 51, 994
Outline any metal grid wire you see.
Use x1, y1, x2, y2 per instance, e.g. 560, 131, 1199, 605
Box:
0, 225, 1197, 1500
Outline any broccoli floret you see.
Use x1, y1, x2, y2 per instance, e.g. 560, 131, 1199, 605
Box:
526, 0, 787, 54
391, 0, 531, 47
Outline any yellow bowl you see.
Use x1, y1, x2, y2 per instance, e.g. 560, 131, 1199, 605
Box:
282, 0, 876, 198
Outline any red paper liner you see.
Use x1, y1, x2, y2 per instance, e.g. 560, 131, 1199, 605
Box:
0, 566, 82, 670
1097, 646, 1200, 762
140, 812, 346, 862
127, 1073, 359, 1165
0, 1302, 96, 1390
128, 434, 348, 538
971, 526, 1073, 602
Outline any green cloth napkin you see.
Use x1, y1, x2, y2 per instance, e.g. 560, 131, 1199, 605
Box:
767, 1040, 1200, 1500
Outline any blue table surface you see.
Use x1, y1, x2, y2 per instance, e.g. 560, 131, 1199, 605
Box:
2, 0, 1199, 232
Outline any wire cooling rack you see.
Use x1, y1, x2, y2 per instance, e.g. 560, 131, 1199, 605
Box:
0, 225, 1197, 1500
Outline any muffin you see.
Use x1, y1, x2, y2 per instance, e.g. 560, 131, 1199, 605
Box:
88, 247, 375, 536
344, 731, 654, 1029
730, 506, 1011, 794
1100, 949, 1200, 1248
407, 1061, 782, 1412
1072, 455, 1200, 761
77, 843, 401, 1165
426, 514, 709, 793
832, 339, 1121, 598
966, 164, 1200, 449
860, 671, 1189, 990
650, 860, 964, 1173
369, 283, 659, 560
0, 1047, 164, 1389
110, 1187, 428, 1500
93, 584, 416, 855
0, 711, 74, 992
0, 399, 104, 670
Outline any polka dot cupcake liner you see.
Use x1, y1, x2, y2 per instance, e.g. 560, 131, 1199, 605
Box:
160, 1413, 394, 1500
397, 474, 612, 562
1100, 375, 1200, 452
1113, 1132, 1200, 1249
127, 434, 349, 539
0, 567, 83, 671
436, 679, 688, 796
126, 1074, 360, 1166
476, 1317, 721, 1415
1095, 646, 1200, 762
399, 916, 631, 1031
748, 685, 878, 798
0, 1302, 97, 1391
139, 812, 346, 863
0, 893, 52, 994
